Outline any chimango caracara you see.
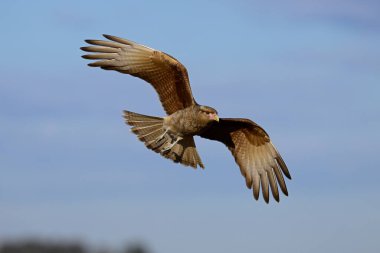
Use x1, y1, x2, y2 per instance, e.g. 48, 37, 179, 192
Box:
81, 35, 291, 203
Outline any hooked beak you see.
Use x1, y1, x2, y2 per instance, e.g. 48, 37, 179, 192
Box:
213, 114, 219, 122
208, 112, 219, 122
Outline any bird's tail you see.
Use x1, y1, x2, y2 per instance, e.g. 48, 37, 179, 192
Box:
123, 110, 204, 168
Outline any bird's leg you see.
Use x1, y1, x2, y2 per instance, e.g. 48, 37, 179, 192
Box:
160, 136, 183, 153
155, 129, 169, 143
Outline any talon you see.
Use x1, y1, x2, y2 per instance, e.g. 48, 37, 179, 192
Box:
160, 146, 171, 154
160, 136, 183, 154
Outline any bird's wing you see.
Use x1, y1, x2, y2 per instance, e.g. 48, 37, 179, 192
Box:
81, 35, 196, 115
200, 118, 291, 203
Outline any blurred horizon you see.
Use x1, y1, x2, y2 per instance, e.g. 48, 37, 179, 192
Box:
0, 239, 149, 253
1, 1, 379, 253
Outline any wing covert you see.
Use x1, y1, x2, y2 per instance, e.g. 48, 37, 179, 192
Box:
81, 34, 196, 115
200, 118, 291, 203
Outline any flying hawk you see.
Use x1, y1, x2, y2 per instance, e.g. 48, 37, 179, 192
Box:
81, 35, 291, 203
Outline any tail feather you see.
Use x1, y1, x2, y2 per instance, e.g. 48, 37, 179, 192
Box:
166, 137, 204, 168
124, 111, 162, 122
134, 125, 163, 141
123, 110, 204, 168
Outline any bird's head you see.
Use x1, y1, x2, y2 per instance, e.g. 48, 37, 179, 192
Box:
199, 105, 219, 123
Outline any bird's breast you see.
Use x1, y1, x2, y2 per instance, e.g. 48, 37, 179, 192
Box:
164, 108, 210, 136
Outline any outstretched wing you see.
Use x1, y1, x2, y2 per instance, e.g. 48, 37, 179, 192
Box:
81, 34, 196, 115
200, 118, 291, 203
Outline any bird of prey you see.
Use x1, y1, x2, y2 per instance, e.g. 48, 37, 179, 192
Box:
81, 34, 291, 203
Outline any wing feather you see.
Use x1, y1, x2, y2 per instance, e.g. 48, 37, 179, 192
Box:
252, 168, 261, 200
81, 34, 196, 115
200, 118, 291, 203
268, 169, 280, 202
260, 172, 270, 203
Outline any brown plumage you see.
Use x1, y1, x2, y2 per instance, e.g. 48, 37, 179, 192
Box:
81, 34, 291, 203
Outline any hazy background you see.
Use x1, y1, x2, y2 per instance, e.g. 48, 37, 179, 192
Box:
1, 0, 379, 252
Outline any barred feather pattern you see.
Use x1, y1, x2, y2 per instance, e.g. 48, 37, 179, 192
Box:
123, 110, 204, 168
200, 118, 291, 203
81, 34, 195, 115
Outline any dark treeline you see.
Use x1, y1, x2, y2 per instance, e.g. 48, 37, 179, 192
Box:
0, 241, 148, 253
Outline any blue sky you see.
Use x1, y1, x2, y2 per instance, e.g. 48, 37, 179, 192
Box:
1, 0, 380, 252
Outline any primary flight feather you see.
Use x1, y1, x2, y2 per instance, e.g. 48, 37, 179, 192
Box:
81, 34, 291, 203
